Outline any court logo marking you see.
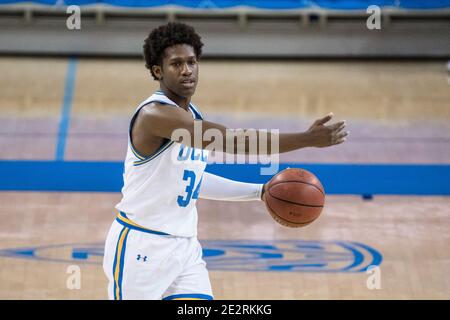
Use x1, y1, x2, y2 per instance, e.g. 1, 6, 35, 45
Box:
0, 240, 381, 273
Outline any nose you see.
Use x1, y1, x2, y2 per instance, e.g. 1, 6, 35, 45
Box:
181, 62, 192, 75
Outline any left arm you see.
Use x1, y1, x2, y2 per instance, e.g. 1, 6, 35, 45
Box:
199, 172, 264, 201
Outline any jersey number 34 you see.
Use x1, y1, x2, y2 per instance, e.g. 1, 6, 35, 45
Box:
177, 170, 202, 207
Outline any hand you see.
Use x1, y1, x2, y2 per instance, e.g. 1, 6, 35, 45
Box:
261, 183, 267, 202
306, 113, 349, 148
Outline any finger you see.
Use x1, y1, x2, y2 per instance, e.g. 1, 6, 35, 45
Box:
334, 124, 347, 134
328, 120, 346, 130
333, 137, 347, 145
335, 131, 349, 140
315, 112, 334, 125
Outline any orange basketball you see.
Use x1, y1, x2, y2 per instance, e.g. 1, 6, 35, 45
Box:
263, 168, 325, 228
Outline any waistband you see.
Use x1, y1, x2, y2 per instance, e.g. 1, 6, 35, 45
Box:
115, 211, 171, 236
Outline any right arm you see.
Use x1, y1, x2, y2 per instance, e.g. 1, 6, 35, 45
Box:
134, 103, 348, 155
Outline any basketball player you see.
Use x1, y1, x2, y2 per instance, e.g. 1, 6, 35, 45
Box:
103, 22, 348, 300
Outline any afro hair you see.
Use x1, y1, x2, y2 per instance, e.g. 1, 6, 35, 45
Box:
143, 22, 204, 80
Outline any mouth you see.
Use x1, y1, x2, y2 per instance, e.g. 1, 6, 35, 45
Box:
180, 78, 196, 89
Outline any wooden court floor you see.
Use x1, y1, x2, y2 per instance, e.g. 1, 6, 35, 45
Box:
0, 192, 449, 299
0, 58, 449, 299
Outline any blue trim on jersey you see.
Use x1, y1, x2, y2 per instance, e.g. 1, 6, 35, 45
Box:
154, 90, 203, 119
128, 102, 152, 161
129, 98, 176, 165
116, 211, 171, 236
112, 235, 119, 299
113, 226, 130, 300
129, 92, 204, 166
133, 140, 175, 166
118, 228, 129, 300
130, 145, 145, 160
188, 103, 203, 120
162, 293, 214, 300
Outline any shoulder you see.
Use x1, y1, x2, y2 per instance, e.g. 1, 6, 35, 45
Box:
136, 101, 192, 130
138, 101, 179, 119
140, 100, 173, 111
131, 102, 170, 137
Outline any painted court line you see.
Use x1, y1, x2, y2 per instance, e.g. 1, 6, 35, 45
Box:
55, 58, 77, 161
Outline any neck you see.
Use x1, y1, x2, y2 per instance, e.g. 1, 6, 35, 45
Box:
159, 86, 191, 110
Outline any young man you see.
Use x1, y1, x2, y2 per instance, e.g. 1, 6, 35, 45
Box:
103, 22, 348, 300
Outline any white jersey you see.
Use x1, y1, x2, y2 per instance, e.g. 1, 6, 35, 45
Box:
115, 90, 208, 237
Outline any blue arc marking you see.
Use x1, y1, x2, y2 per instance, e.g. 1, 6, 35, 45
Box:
0, 240, 383, 273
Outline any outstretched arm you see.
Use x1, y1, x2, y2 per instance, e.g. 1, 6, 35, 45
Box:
199, 172, 264, 201
136, 103, 348, 155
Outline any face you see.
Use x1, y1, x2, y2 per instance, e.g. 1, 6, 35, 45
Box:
152, 44, 199, 99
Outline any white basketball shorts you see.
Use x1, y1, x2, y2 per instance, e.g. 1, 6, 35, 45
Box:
103, 218, 213, 300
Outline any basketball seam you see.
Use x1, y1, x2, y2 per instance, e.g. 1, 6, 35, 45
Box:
267, 190, 324, 208
270, 180, 325, 196
265, 200, 318, 226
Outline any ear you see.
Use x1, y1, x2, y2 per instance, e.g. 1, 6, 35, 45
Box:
152, 65, 162, 80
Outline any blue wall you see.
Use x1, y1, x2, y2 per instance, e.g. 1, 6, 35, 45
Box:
1, 0, 449, 9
